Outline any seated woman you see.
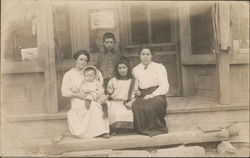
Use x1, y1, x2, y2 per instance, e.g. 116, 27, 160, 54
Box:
107, 57, 135, 135
61, 50, 110, 138
132, 47, 169, 137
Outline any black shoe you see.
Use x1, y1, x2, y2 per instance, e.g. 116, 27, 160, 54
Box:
102, 133, 110, 139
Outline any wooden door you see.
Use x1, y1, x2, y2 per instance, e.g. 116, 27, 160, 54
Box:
54, 2, 122, 112
121, 2, 182, 96
178, 1, 249, 104
177, 2, 219, 99
54, 1, 183, 113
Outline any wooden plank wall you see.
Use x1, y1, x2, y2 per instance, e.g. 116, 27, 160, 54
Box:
230, 64, 249, 102
2, 73, 46, 114
180, 65, 219, 99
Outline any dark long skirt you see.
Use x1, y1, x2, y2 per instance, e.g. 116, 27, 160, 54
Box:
132, 86, 168, 137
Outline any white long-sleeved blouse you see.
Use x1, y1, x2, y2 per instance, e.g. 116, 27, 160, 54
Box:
132, 62, 169, 96
61, 68, 83, 97
61, 67, 103, 99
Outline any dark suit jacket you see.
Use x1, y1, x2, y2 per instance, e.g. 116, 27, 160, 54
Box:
96, 50, 121, 79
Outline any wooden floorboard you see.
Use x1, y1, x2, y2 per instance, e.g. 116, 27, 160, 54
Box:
6, 96, 249, 122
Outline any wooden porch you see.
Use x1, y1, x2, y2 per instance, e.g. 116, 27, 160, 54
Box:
1, 96, 249, 156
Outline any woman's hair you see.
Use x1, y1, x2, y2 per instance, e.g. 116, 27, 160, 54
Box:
114, 56, 133, 80
103, 32, 116, 42
138, 45, 154, 56
73, 50, 90, 62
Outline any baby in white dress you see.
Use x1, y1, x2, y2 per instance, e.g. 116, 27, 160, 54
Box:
80, 66, 108, 118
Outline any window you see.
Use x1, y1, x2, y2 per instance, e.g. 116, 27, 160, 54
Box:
231, 2, 249, 51
130, 4, 149, 45
52, 3, 72, 60
190, 3, 214, 54
150, 8, 171, 43
129, 3, 172, 45
4, 12, 38, 62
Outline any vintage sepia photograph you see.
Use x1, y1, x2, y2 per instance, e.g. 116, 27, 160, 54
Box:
1, 0, 249, 157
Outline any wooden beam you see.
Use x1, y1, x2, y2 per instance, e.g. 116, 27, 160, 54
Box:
147, 4, 152, 44
217, 52, 231, 104
178, 2, 191, 96
38, 129, 229, 155
39, 2, 58, 113
118, 2, 126, 53
173, 5, 183, 96
70, 4, 89, 52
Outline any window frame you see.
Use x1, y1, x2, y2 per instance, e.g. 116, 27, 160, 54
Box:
179, 2, 217, 65
230, 2, 249, 64
189, 3, 215, 55
2, 3, 45, 74
125, 2, 175, 48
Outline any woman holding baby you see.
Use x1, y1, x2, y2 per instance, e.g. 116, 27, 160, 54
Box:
61, 50, 110, 138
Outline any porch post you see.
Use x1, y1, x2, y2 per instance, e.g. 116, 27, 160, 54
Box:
69, 3, 89, 53
217, 51, 231, 104
215, 2, 231, 105
39, 1, 58, 113
178, 2, 192, 96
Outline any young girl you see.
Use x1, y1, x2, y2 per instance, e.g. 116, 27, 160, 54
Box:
107, 57, 138, 135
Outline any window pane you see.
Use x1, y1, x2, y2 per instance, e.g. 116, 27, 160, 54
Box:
150, 8, 171, 43
53, 4, 72, 60
190, 4, 214, 54
231, 2, 249, 50
130, 4, 149, 45
4, 14, 38, 62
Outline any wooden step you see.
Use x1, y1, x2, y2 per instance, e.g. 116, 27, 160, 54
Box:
37, 129, 230, 156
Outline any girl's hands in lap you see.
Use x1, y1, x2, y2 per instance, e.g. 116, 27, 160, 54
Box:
134, 90, 141, 96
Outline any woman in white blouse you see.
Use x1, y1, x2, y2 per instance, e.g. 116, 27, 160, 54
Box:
61, 50, 110, 138
132, 47, 169, 137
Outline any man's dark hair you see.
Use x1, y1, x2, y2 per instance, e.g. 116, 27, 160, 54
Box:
103, 32, 116, 42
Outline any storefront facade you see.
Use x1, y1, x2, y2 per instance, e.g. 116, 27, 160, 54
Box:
1, 0, 249, 136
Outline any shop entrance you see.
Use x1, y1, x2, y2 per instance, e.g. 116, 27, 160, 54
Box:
52, 1, 182, 112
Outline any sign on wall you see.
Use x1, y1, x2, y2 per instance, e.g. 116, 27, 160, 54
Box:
91, 11, 115, 29
21, 48, 38, 61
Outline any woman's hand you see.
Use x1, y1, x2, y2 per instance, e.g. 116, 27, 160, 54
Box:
134, 90, 141, 96
143, 94, 154, 100
107, 87, 114, 94
73, 92, 86, 100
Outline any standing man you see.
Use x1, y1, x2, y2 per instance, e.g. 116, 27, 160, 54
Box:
96, 32, 122, 92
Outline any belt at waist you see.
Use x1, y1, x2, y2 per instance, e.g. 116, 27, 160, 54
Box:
139, 86, 159, 96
